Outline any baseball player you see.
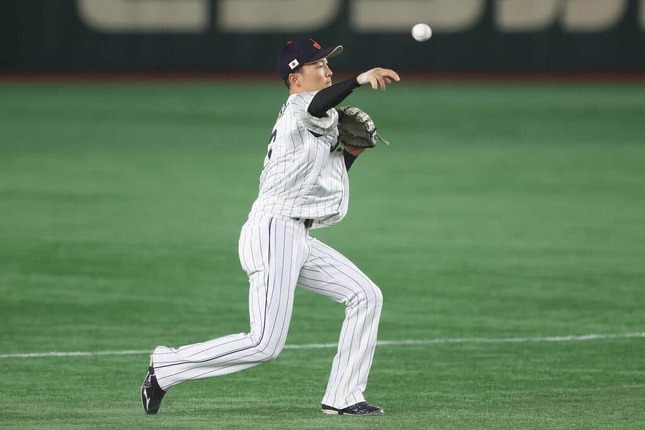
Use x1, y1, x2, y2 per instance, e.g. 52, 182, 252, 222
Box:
141, 37, 400, 416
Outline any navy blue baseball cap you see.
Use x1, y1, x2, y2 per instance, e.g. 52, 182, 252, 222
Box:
278, 38, 343, 79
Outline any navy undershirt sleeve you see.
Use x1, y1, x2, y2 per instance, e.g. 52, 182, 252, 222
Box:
343, 149, 357, 171
308, 77, 360, 118
306, 77, 361, 171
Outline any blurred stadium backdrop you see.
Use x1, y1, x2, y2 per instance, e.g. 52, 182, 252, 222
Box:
1, 0, 645, 74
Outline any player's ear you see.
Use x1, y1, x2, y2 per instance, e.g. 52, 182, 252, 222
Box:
288, 72, 301, 88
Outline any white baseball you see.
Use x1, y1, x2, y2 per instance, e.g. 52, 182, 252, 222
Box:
411, 23, 432, 42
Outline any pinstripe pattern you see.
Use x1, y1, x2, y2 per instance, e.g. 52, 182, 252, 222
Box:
150, 91, 382, 410
153, 214, 307, 388
298, 238, 382, 408
250, 92, 348, 228
152, 214, 382, 409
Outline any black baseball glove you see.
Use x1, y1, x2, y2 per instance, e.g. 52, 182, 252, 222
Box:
336, 106, 390, 148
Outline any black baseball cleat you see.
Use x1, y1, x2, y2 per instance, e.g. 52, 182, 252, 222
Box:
141, 359, 166, 415
321, 401, 384, 416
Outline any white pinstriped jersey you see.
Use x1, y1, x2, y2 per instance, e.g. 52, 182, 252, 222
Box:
249, 91, 349, 229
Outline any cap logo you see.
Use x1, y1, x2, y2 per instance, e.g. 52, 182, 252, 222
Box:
289, 59, 299, 70
309, 39, 322, 49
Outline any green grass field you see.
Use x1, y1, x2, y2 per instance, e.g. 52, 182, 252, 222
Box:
1, 79, 644, 429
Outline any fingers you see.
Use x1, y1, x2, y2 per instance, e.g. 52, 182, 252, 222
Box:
359, 68, 401, 90
368, 74, 378, 90
374, 74, 387, 90
376, 69, 400, 89
382, 69, 401, 82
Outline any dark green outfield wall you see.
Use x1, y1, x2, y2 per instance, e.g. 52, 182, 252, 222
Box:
1, 0, 644, 72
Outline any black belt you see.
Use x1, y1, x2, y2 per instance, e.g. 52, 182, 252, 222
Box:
293, 217, 314, 229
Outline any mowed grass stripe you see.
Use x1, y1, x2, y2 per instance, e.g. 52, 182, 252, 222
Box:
2, 331, 643, 359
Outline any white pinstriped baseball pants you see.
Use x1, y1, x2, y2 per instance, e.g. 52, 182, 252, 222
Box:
152, 212, 383, 409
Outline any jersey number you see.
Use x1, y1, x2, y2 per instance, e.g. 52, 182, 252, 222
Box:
267, 129, 277, 159
267, 129, 341, 158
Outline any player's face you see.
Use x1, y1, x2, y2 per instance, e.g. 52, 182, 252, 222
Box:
297, 58, 333, 92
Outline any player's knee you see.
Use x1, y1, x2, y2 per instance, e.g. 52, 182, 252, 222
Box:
370, 284, 384, 311
353, 282, 383, 311
251, 340, 285, 362
255, 345, 282, 362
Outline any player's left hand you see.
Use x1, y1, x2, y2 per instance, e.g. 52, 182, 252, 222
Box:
357, 68, 400, 90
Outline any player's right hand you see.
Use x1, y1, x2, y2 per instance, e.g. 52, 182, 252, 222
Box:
357, 68, 401, 90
